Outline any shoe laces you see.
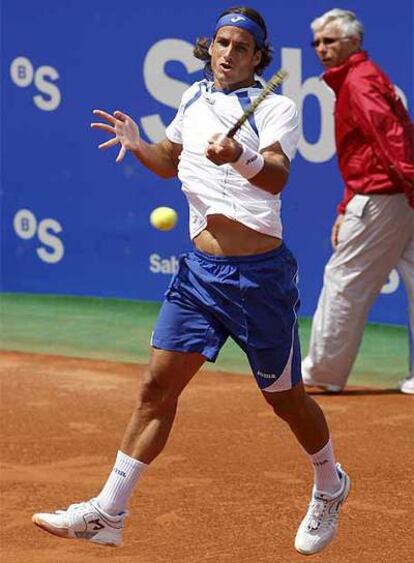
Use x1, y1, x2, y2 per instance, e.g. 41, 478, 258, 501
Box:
56, 501, 91, 515
305, 497, 337, 532
55, 500, 127, 525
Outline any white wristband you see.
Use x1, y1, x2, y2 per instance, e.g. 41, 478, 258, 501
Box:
231, 144, 264, 180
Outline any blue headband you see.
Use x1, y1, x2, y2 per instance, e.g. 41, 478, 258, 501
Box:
215, 13, 266, 48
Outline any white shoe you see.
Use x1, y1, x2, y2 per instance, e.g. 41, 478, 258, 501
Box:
32, 498, 125, 546
301, 361, 343, 393
294, 464, 351, 555
399, 375, 414, 395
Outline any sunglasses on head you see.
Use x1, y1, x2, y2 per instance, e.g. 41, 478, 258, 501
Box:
311, 37, 346, 48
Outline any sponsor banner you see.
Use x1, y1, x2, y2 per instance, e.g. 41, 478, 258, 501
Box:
1, 0, 412, 325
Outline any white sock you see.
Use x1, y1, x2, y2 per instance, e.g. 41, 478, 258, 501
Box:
96, 450, 147, 516
308, 438, 341, 495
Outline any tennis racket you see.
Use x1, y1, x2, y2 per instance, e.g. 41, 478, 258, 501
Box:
226, 69, 288, 138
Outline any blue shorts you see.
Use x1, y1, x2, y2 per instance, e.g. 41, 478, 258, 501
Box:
152, 244, 302, 392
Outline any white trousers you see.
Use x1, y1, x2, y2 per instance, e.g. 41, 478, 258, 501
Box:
303, 194, 414, 387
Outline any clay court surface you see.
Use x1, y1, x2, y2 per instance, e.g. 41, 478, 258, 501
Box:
1, 351, 413, 562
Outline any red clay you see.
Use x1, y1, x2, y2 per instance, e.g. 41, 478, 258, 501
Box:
0, 350, 412, 562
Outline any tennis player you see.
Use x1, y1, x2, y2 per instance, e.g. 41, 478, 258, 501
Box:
33, 7, 350, 556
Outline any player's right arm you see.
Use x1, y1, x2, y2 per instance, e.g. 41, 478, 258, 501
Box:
91, 109, 181, 179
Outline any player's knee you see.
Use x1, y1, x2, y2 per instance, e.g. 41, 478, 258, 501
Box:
264, 385, 307, 421
136, 369, 177, 414
268, 396, 294, 420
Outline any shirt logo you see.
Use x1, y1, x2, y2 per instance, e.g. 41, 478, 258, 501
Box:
230, 16, 246, 23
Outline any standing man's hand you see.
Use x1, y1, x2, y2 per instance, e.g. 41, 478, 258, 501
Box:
331, 214, 344, 249
205, 133, 243, 165
91, 110, 141, 163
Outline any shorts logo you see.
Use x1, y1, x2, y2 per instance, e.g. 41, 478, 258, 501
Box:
257, 370, 276, 379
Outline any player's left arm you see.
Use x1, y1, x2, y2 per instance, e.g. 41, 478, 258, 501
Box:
205, 136, 290, 195
252, 141, 291, 194
206, 96, 299, 195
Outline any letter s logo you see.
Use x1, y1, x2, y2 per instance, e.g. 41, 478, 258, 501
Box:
33, 65, 61, 111
36, 219, 64, 264
140, 39, 203, 142
281, 48, 335, 163
381, 269, 400, 294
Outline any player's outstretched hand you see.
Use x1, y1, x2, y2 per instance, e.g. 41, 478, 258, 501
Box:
206, 133, 243, 166
91, 109, 140, 163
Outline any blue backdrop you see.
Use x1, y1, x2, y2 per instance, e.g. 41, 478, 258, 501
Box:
1, 0, 413, 325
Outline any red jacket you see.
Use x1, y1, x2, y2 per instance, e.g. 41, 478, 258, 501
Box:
323, 51, 414, 213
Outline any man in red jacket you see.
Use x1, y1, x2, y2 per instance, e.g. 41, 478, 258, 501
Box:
302, 9, 414, 394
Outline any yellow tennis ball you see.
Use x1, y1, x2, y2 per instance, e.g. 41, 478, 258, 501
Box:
150, 206, 178, 231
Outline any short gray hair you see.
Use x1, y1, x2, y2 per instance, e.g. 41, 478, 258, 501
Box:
311, 9, 364, 41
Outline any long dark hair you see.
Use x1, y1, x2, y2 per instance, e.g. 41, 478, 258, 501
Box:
193, 6, 273, 79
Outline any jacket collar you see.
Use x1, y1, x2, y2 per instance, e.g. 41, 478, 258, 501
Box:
322, 51, 368, 94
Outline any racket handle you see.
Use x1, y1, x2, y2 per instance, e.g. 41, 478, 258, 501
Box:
227, 114, 248, 138
226, 123, 241, 139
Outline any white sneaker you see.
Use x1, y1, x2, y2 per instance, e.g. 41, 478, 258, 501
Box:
294, 464, 351, 555
400, 375, 414, 395
32, 498, 126, 546
301, 366, 343, 393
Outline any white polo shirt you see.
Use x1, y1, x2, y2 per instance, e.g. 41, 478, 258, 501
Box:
165, 79, 300, 240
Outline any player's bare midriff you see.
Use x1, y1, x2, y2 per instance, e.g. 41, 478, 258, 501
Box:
193, 214, 282, 256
